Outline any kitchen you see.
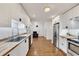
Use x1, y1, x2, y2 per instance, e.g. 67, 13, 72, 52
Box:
0, 3, 79, 56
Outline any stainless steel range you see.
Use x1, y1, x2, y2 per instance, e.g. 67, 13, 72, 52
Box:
67, 39, 79, 56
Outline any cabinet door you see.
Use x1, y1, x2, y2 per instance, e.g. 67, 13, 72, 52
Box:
6, 40, 26, 56
18, 40, 26, 56
6, 44, 21, 56
20, 38, 29, 55
59, 37, 67, 53
5, 38, 29, 56
18, 38, 29, 56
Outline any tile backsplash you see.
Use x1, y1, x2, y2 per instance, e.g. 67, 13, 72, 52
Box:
0, 27, 12, 40
60, 29, 79, 37
60, 29, 68, 36
69, 29, 79, 36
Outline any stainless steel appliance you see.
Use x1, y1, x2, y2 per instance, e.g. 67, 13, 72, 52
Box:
67, 39, 79, 56
53, 23, 60, 48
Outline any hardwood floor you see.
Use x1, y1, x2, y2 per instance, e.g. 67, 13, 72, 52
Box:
27, 37, 66, 56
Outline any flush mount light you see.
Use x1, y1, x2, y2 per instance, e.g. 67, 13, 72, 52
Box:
44, 7, 50, 12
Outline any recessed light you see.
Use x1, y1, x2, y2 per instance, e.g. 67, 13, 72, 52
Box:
44, 7, 50, 12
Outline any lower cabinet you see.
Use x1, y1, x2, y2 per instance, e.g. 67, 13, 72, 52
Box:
5, 38, 29, 56
59, 37, 68, 53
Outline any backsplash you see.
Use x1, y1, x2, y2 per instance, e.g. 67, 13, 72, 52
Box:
69, 29, 79, 36
60, 29, 68, 36
60, 29, 79, 37
12, 19, 28, 35
0, 27, 12, 40
0, 20, 32, 40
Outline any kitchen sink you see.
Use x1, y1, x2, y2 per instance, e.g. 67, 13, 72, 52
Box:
7, 36, 26, 42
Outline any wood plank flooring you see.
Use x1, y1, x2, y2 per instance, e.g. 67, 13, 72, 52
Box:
27, 37, 66, 56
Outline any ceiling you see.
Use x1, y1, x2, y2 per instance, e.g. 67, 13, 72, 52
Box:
22, 3, 78, 21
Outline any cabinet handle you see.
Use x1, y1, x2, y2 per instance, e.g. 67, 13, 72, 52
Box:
25, 40, 26, 43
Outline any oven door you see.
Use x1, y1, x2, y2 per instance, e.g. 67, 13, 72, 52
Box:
68, 41, 79, 56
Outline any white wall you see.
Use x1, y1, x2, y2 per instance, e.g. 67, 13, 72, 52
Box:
60, 5, 79, 29
31, 20, 53, 40
0, 3, 31, 39
43, 21, 53, 40
31, 21, 44, 36
0, 3, 31, 27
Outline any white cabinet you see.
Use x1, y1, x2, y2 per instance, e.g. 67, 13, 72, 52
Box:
59, 37, 68, 53
21, 38, 29, 56
6, 40, 26, 56
5, 37, 29, 56
17, 39, 26, 56
6, 44, 21, 56
18, 37, 29, 56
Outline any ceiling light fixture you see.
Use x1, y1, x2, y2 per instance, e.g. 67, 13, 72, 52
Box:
44, 7, 50, 12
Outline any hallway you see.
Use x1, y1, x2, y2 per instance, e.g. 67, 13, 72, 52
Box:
27, 37, 66, 56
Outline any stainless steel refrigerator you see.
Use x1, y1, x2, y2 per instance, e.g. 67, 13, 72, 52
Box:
53, 23, 60, 48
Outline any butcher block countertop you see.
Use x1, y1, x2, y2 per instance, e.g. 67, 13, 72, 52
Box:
0, 34, 31, 56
